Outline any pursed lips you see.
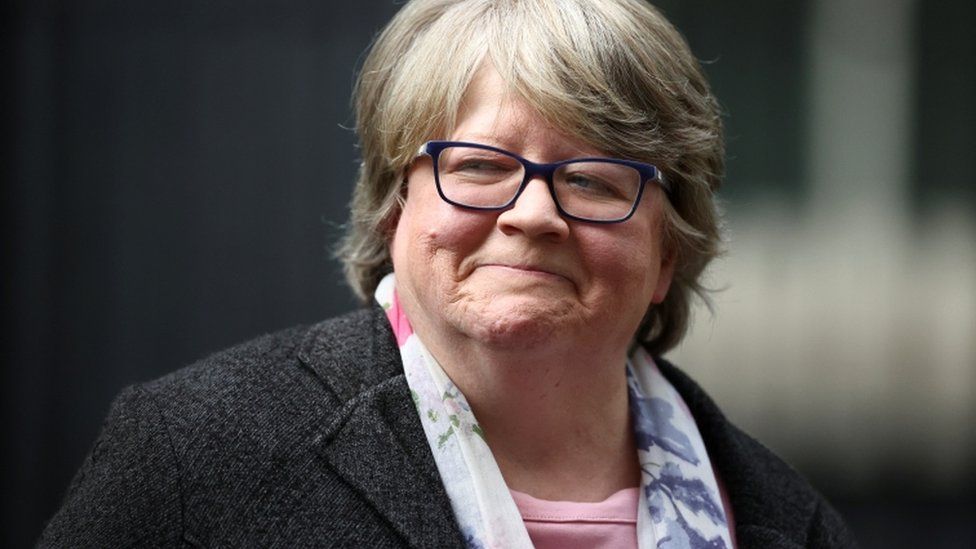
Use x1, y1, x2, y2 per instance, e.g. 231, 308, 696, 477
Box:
476, 263, 573, 283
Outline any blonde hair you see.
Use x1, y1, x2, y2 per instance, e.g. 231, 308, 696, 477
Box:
337, 0, 725, 355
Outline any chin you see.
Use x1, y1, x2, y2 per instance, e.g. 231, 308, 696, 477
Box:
455, 296, 580, 350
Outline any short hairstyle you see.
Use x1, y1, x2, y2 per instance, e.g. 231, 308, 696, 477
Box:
337, 0, 725, 355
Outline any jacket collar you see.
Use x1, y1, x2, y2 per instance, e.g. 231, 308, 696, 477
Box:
297, 305, 465, 549
297, 303, 403, 401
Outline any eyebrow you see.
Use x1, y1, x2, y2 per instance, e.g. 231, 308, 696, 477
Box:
448, 133, 513, 148
446, 134, 604, 161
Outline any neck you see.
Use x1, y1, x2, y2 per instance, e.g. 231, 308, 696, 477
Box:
416, 321, 640, 502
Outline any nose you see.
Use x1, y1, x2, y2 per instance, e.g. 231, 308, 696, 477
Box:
496, 176, 570, 241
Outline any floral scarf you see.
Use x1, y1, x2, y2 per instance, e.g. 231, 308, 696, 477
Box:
375, 273, 733, 549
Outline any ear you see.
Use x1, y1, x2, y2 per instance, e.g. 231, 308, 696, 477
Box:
651, 247, 676, 304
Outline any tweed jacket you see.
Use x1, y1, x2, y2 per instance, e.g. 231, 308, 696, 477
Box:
39, 305, 857, 548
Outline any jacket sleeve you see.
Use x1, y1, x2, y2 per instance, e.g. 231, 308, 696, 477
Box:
37, 385, 185, 547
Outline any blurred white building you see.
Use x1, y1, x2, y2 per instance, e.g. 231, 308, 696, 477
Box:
672, 0, 975, 496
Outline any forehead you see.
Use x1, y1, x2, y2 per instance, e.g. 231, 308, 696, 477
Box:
449, 65, 605, 159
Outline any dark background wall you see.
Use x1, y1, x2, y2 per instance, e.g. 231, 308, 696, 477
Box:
4, 1, 973, 547
4, 2, 395, 546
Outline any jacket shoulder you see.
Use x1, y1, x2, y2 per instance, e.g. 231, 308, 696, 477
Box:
132, 307, 385, 462
40, 307, 412, 547
144, 307, 376, 401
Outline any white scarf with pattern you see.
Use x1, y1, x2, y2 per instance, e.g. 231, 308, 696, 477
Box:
375, 273, 733, 549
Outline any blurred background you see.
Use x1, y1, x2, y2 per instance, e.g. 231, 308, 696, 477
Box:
3, 0, 973, 547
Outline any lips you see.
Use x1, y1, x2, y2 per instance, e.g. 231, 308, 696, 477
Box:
477, 262, 572, 283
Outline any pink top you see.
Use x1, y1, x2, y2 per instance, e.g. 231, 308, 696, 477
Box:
383, 289, 414, 346
510, 487, 640, 549
512, 479, 737, 549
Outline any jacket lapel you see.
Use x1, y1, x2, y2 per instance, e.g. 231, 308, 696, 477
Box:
299, 305, 464, 549
315, 377, 463, 549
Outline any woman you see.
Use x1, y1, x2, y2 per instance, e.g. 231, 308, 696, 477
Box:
40, 0, 856, 547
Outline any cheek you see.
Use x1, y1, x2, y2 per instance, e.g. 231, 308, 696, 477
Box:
579, 224, 664, 299
394, 193, 493, 277
610, 242, 660, 288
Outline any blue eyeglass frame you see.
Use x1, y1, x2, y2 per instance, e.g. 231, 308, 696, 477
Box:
417, 140, 669, 224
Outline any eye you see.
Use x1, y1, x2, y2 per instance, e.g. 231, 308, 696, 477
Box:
454, 158, 510, 174
560, 172, 628, 200
440, 148, 522, 184
567, 173, 608, 191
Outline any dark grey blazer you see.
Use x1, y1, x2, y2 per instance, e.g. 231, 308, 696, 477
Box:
39, 305, 857, 548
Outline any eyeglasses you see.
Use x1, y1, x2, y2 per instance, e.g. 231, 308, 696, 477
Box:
417, 141, 669, 224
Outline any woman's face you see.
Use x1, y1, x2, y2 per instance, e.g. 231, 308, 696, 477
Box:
390, 67, 674, 352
